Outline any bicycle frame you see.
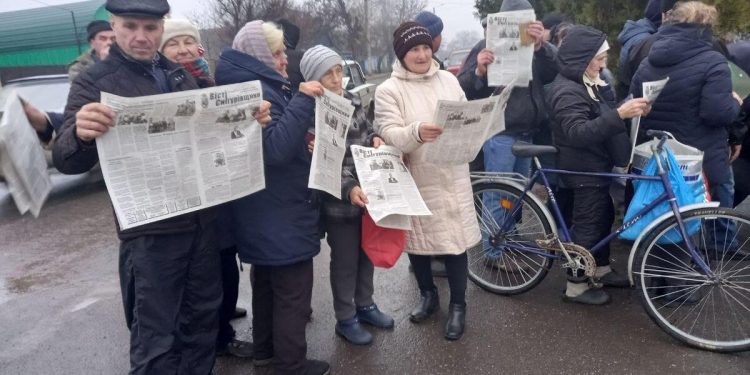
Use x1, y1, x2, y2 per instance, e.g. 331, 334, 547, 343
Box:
483, 151, 713, 276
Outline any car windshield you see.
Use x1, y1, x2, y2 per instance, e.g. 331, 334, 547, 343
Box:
447, 51, 470, 66
2, 78, 70, 113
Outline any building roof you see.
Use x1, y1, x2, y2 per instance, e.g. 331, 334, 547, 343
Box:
0, 0, 108, 54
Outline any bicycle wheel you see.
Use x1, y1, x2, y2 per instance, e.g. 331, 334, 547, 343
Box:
634, 207, 750, 352
468, 181, 555, 295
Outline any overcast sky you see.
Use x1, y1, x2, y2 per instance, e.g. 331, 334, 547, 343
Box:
0, 0, 483, 45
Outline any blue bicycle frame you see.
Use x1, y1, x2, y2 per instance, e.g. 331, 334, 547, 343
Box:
492, 153, 713, 276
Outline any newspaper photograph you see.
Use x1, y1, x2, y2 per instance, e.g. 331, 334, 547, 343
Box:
0, 92, 53, 217
424, 81, 516, 166
629, 77, 670, 164
486, 9, 536, 87
308, 89, 355, 199
97, 81, 265, 230
351, 145, 431, 230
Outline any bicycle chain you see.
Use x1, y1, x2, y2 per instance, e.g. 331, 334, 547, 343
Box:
535, 237, 596, 281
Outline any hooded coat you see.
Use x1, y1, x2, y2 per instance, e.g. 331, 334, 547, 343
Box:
214, 48, 320, 266
546, 26, 630, 187
374, 60, 480, 255
631, 23, 741, 185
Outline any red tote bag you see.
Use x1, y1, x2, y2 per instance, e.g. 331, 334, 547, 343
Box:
361, 210, 406, 268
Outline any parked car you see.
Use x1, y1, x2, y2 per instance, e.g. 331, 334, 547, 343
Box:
342, 60, 377, 120
445, 49, 471, 76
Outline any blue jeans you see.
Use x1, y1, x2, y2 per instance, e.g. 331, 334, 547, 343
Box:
481, 134, 532, 254
708, 168, 737, 250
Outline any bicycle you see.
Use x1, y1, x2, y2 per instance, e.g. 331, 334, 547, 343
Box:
469, 130, 750, 352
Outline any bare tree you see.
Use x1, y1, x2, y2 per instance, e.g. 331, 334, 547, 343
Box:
200, 0, 293, 44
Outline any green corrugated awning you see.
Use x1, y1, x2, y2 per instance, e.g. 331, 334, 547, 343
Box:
0, 0, 109, 66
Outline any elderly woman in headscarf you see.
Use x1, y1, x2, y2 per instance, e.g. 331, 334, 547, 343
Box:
214, 20, 329, 375
546, 25, 650, 305
374, 22, 480, 341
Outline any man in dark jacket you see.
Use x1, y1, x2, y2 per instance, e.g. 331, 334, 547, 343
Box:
277, 18, 305, 92
615, 0, 662, 98
547, 25, 649, 305
617, 0, 679, 98
457, 0, 557, 174
53, 1, 222, 373
729, 40, 750, 205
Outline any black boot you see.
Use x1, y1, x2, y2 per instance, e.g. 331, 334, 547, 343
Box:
409, 288, 439, 323
444, 303, 466, 340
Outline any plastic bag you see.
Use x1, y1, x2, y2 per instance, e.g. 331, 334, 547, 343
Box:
361, 210, 405, 268
631, 138, 708, 203
620, 146, 701, 243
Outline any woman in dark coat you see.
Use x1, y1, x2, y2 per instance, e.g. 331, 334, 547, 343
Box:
546, 25, 650, 305
214, 20, 329, 375
631, 1, 742, 209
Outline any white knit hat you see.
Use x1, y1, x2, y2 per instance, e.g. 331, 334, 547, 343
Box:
301, 45, 342, 82
160, 19, 201, 51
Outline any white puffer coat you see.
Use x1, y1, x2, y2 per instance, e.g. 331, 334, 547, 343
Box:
374, 60, 481, 255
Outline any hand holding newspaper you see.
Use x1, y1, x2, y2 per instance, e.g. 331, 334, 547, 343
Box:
486, 9, 536, 87
0, 92, 53, 217
308, 88, 355, 199
629, 77, 670, 164
351, 145, 431, 230
97, 81, 265, 230
424, 80, 516, 166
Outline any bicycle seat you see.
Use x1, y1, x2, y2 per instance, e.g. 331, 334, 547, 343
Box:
511, 142, 558, 158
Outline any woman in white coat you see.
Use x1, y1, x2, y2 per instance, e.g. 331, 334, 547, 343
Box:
374, 21, 481, 341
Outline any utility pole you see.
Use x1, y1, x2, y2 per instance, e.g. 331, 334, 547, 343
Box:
364, 0, 371, 74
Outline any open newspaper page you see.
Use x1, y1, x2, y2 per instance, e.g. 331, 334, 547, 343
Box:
424, 96, 501, 165
629, 77, 670, 164
351, 145, 431, 230
486, 9, 536, 87
0, 93, 53, 216
424, 81, 516, 166
97, 81, 265, 230
308, 89, 355, 199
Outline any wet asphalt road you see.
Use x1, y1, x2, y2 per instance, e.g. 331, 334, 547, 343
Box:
1, 174, 749, 375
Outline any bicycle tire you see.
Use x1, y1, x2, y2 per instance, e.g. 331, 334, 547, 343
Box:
634, 207, 750, 352
468, 181, 555, 295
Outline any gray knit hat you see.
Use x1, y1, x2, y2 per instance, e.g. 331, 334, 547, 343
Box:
232, 20, 276, 70
300, 45, 342, 82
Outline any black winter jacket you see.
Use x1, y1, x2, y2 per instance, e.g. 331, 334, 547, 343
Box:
631, 23, 741, 185
457, 39, 558, 136
52, 44, 214, 240
546, 26, 630, 187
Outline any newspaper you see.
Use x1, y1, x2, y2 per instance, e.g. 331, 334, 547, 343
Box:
486, 9, 536, 87
308, 89, 355, 199
0, 92, 53, 217
97, 81, 265, 230
424, 81, 516, 166
351, 145, 431, 230
629, 77, 670, 164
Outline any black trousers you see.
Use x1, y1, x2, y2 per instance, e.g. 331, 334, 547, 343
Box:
408, 252, 468, 306
251, 260, 314, 375
217, 246, 240, 347
572, 186, 614, 269
118, 226, 221, 375
326, 215, 375, 321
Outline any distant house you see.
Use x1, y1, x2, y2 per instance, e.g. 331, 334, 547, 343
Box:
0, 0, 108, 83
